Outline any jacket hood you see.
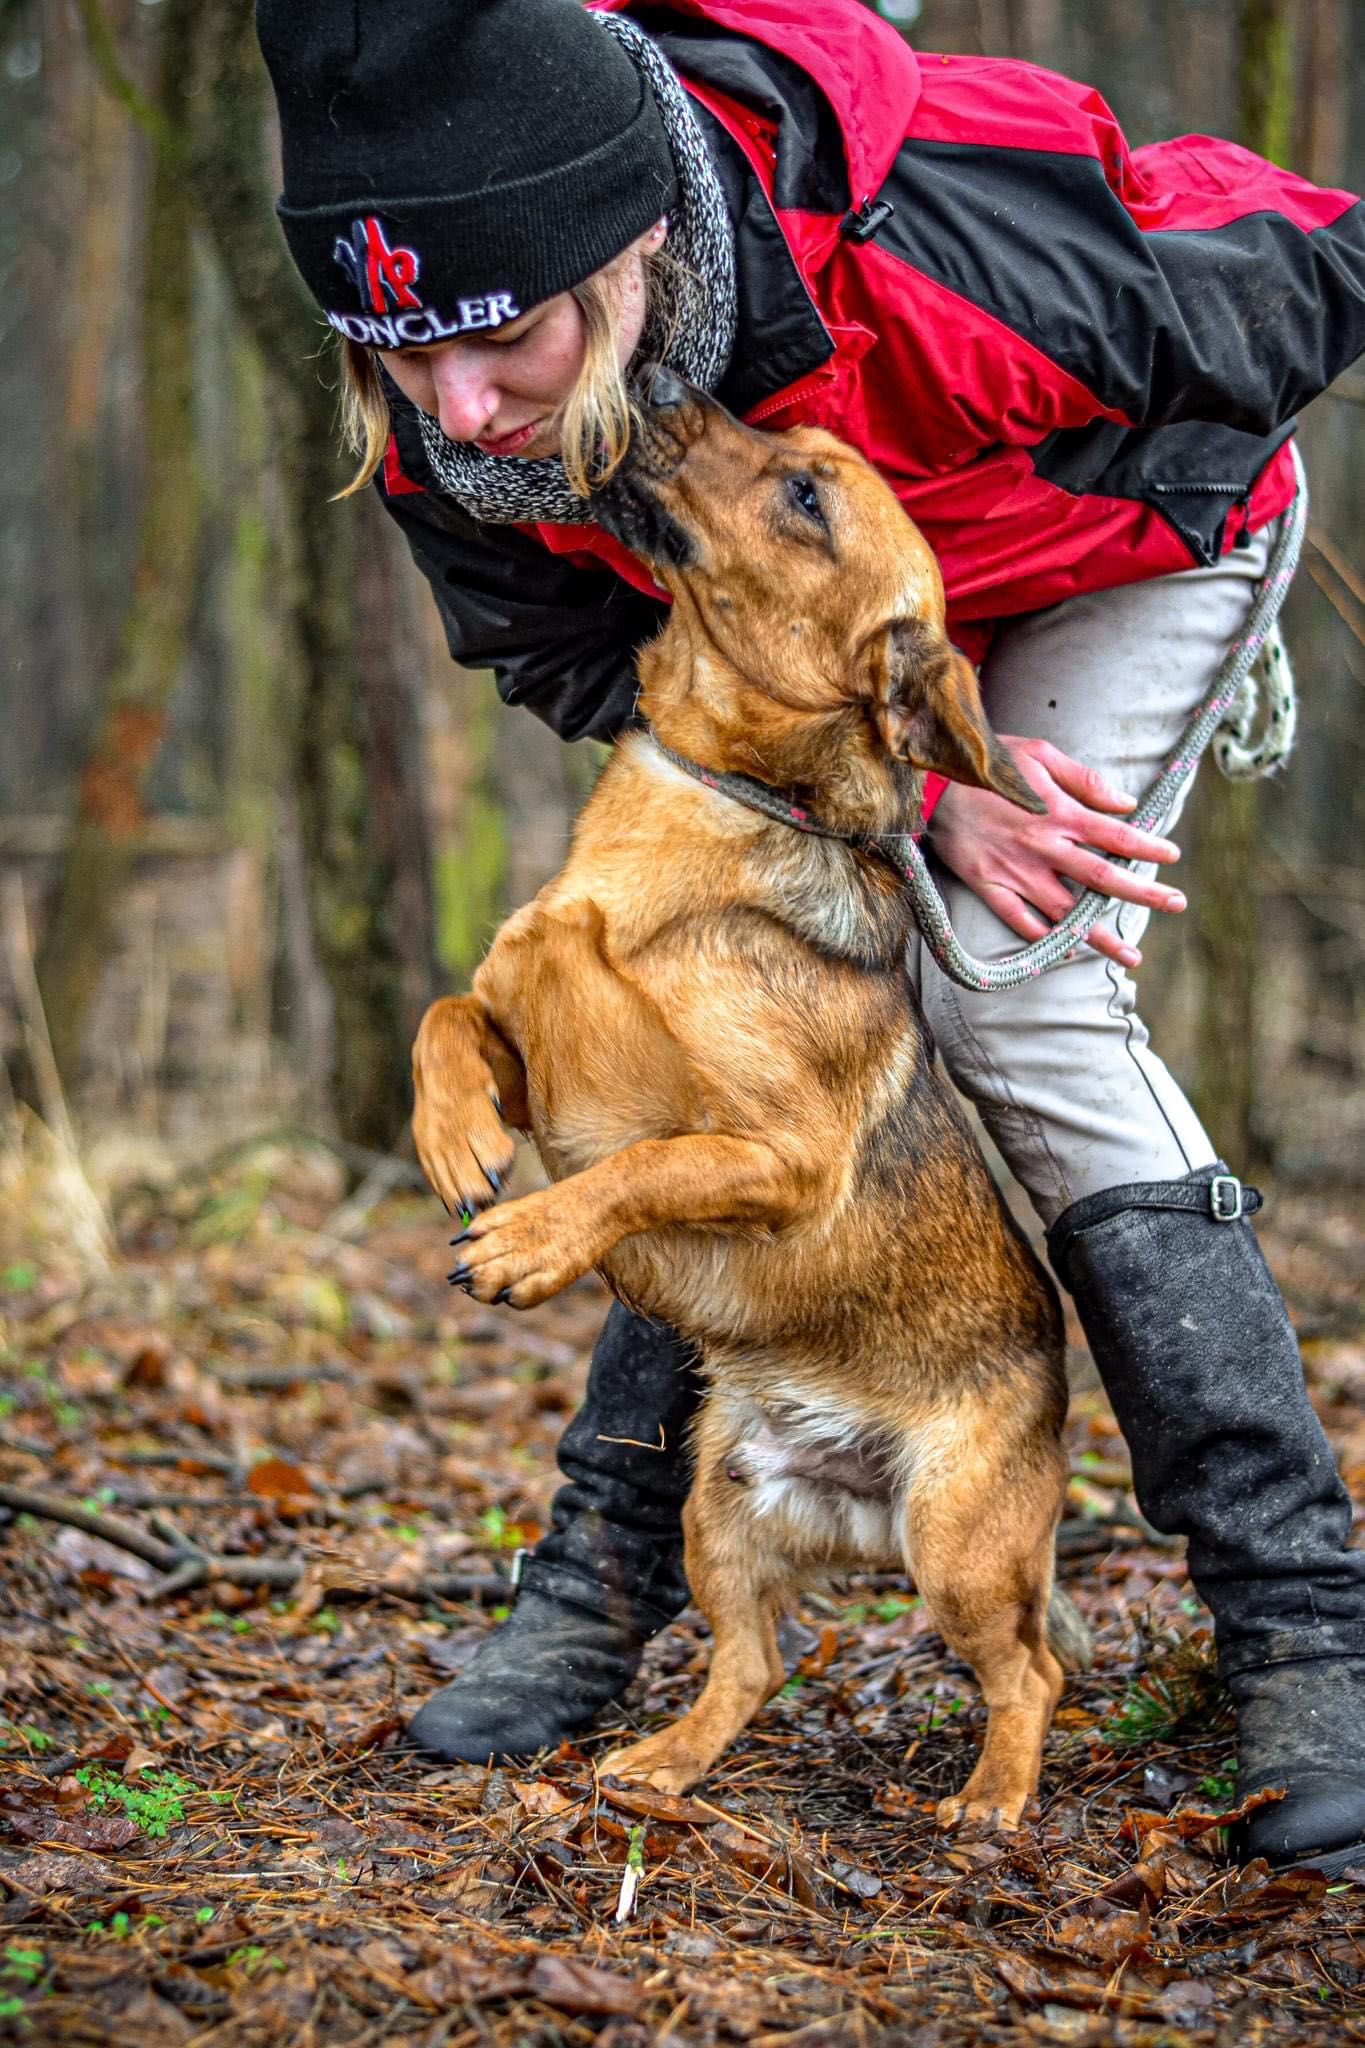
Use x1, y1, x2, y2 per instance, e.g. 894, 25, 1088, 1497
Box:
593, 0, 921, 211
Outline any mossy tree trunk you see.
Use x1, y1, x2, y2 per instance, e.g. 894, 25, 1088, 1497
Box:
188, 1, 433, 1153
1191, 0, 1297, 1170
33, 0, 202, 1090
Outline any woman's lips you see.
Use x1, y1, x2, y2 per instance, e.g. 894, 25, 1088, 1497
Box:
475, 417, 545, 455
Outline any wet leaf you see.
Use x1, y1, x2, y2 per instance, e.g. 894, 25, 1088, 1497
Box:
246, 1456, 314, 1503
1050, 1904, 1151, 1967
511, 1776, 576, 1818
0, 1785, 139, 1850
527, 1953, 642, 2016
1202, 1862, 1328, 1920
828, 1857, 882, 1899
597, 1776, 719, 1828
1120, 1784, 1284, 1843
997, 1949, 1154, 2015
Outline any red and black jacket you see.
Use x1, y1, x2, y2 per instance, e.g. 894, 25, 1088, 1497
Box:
378, 0, 1365, 751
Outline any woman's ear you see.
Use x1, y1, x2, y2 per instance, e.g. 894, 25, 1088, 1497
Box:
870, 619, 1046, 812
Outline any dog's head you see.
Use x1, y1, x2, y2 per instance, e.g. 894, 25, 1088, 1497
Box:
594, 367, 1042, 812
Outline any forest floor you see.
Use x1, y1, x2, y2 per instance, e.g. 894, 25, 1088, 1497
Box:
0, 1136, 1361, 2046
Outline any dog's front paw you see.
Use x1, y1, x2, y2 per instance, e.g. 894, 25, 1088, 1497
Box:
447, 1187, 601, 1308
599, 1736, 707, 1798
415, 1092, 516, 1221
412, 998, 518, 1218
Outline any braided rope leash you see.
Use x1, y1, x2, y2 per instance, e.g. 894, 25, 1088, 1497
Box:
652, 448, 1305, 994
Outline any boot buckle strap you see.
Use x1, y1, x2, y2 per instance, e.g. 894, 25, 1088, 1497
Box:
1210, 1174, 1244, 1222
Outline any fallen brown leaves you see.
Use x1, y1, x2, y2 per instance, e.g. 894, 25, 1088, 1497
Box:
0, 1148, 1360, 2045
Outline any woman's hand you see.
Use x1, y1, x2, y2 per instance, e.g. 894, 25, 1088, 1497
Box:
928, 737, 1185, 970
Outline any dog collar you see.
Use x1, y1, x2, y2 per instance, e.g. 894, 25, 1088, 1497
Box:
646, 732, 924, 871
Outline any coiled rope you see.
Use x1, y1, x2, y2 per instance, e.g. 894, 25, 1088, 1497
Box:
651, 446, 1305, 993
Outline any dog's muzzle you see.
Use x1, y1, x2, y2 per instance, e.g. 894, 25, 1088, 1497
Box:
592, 363, 707, 569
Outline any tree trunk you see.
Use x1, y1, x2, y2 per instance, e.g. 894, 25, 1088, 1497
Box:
1191, 0, 1297, 1170
32, 0, 201, 1092
353, 489, 440, 1054
188, 0, 433, 1152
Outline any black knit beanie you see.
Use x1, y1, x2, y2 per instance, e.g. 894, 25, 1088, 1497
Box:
256, 0, 680, 347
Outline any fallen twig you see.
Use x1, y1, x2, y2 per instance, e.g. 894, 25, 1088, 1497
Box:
0, 1480, 510, 1606
203, 1360, 359, 1392
0, 1482, 179, 1571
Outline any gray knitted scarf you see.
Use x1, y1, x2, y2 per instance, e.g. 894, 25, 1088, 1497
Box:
414, 11, 736, 525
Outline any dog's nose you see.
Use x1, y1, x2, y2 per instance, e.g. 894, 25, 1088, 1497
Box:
638, 361, 689, 412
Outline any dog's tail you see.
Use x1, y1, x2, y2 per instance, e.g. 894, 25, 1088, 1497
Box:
1046, 1585, 1094, 1673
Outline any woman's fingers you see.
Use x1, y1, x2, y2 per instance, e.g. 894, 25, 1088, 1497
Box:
982, 880, 1146, 966
979, 880, 1142, 970
1075, 811, 1182, 866
1028, 740, 1139, 815
1054, 844, 1187, 914
976, 883, 1055, 942
1079, 922, 1143, 969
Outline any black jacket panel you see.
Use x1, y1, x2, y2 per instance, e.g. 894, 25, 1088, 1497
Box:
877, 139, 1365, 439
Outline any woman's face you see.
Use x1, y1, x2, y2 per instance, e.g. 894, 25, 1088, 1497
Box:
377, 223, 661, 460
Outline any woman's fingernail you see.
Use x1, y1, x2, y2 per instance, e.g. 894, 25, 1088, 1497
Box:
1168, 893, 1186, 910
1120, 948, 1141, 967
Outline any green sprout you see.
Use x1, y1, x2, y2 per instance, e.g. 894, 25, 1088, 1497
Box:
74, 1764, 229, 1840
1198, 1759, 1239, 1806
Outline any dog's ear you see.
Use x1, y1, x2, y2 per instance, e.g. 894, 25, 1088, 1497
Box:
869, 619, 1046, 813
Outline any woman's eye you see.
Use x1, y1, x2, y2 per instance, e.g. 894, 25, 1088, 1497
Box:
786, 474, 826, 526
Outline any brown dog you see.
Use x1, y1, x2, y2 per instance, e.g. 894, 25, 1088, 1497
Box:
412, 374, 1073, 1828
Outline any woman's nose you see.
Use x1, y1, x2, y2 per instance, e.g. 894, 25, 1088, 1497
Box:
428, 347, 500, 441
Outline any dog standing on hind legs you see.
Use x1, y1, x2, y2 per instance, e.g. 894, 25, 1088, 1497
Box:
413, 369, 1085, 1830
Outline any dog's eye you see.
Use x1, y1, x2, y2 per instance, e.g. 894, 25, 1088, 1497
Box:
786, 473, 826, 528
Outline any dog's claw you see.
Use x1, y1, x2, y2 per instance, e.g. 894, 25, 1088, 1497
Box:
449, 1229, 476, 1248
485, 1167, 502, 1195
448, 1261, 472, 1284
493, 1286, 513, 1306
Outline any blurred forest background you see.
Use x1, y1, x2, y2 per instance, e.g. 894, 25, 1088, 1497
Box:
0, 0, 1362, 1215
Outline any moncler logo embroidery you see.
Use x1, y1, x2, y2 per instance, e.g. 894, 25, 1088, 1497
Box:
329, 214, 521, 348
334, 216, 422, 313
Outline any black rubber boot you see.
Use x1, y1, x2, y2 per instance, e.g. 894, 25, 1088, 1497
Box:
1047, 1164, 1365, 1876
406, 1303, 702, 1763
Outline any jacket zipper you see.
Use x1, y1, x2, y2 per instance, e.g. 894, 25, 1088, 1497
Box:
745, 363, 839, 426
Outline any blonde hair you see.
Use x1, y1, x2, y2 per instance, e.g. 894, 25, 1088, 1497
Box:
334, 241, 695, 501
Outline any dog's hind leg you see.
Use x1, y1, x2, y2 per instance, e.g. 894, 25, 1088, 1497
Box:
412, 994, 526, 1218
905, 1422, 1067, 1831
599, 1465, 789, 1796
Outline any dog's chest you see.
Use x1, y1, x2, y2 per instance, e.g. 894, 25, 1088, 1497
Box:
753, 835, 911, 972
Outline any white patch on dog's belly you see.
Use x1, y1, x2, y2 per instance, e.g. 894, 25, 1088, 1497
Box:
743, 1417, 891, 1495
749, 1475, 899, 1564
724, 1399, 905, 1565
